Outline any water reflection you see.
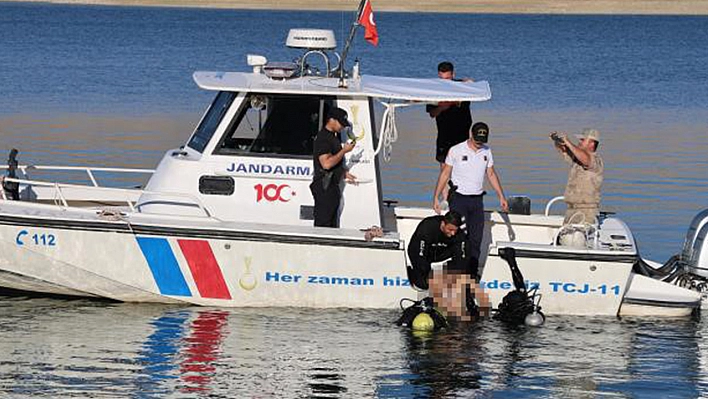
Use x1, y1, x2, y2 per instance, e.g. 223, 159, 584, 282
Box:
401, 327, 486, 398
307, 366, 348, 398
2, 299, 708, 397
137, 311, 189, 397
179, 310, 229, 393
618, 318, 703, 397
387, 316, 708, 398
137, 309, 229, 396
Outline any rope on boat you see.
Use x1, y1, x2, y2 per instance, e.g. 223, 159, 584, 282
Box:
96, 208, 127, 222
374, 101, 408, 163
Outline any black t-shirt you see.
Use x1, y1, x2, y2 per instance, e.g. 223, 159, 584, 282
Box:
426, 101, 472, 147
312, 127, 344, 187
407, 215, 467, 264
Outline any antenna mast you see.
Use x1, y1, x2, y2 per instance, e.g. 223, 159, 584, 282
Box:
338, 0, 367, 86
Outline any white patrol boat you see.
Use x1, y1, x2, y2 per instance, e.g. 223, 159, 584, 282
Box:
0, 28, 705, 317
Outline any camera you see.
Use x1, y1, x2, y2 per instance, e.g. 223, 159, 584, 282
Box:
550, 132, 565, 145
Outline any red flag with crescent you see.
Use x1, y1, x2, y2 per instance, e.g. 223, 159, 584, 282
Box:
358, 0, 379, 46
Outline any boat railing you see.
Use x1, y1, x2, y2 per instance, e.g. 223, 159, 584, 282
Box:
0, 176, 213, 218
0, 164, 155, 187
544, 196, 565, 216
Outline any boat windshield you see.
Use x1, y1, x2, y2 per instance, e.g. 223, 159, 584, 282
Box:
187, 91, 237, 153
214, 93, 335, 158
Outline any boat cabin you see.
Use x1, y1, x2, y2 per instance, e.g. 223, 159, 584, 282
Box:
137, 29, 492, 230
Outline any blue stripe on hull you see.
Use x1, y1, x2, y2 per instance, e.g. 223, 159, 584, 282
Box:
137, 237, 191, 297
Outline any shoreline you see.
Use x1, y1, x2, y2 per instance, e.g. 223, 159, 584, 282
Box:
4, 0, 708, 14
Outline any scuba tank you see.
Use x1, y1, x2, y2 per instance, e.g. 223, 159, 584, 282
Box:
396, 247, 545, 329
495, 247, 545, 326
395, 297, 448, 332
396, 292, 481, 332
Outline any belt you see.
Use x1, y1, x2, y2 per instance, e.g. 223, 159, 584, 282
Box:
566, 203, 598, 209
454, 191, 486, 198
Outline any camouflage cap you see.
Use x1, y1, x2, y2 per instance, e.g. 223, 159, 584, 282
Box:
575, 128, 600, 143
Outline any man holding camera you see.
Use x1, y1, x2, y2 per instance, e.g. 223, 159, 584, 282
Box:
550, 129, 604, 224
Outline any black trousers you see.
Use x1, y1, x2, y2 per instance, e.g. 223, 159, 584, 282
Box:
310, 183, 341, 228
450, 193, 484, 277
406, 243, 467, 290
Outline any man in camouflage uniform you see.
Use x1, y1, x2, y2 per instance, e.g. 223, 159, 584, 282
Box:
550, 129, 604, 224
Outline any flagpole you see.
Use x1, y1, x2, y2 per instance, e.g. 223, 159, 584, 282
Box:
338, 0, 367, 81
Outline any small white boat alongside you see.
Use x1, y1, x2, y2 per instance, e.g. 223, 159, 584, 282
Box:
0, 28, 704, 317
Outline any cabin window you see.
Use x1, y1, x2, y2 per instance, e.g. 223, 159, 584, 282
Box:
188, 91, 237, 153
214, 93, 335, 157
199, 176, 235, 195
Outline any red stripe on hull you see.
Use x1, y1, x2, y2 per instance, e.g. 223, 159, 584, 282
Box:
178, 240, 232, 299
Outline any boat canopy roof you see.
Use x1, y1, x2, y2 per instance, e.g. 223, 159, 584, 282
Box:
193, 71, 491, 103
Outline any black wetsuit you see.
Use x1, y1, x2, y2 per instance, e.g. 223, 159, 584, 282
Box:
406, 215, 469, 290
310, 128, 344, 227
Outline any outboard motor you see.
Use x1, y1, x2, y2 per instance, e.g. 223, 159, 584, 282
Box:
674, 210, 708, 292
681, 209, 708, 277
2, 148, 20, 200
634, 209, 708, 295
496, 247, 545, 326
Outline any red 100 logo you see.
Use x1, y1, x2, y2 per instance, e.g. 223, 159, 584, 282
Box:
254, 183, 295, 202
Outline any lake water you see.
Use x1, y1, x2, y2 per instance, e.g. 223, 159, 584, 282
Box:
1, 3, 707, 397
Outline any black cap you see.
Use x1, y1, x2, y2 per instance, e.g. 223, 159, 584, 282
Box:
471, 122, 489, 143
327, 107, 350, 127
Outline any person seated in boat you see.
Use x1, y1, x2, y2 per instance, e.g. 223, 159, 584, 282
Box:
310, 107, 357, 228
550, 129, 604, 225
406, 211, 490, 321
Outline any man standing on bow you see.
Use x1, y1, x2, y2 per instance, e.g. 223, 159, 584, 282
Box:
550, 128, 604, 224
433, 122, 508, 278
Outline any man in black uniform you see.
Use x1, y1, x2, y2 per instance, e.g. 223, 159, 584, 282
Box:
426, 62, 473, 166
407, 211, 490, 321
310, 107, 356, 227
406, 211, 468, 290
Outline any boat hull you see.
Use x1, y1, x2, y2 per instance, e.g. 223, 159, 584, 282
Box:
0, 214, 413, 308
0, 204, 700, 316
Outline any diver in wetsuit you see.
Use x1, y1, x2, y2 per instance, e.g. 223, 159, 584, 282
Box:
406, 211, 468, 290
406, 211, 490, 322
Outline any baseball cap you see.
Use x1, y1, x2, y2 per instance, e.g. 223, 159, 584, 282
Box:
327, 107, 351, 127
471, 122, 489, 143
575, 128, 600, 143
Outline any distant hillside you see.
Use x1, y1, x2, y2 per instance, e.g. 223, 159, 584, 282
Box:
4, 0, 708, 14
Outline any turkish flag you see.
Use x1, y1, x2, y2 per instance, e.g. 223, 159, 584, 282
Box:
358, 0, 379, 46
